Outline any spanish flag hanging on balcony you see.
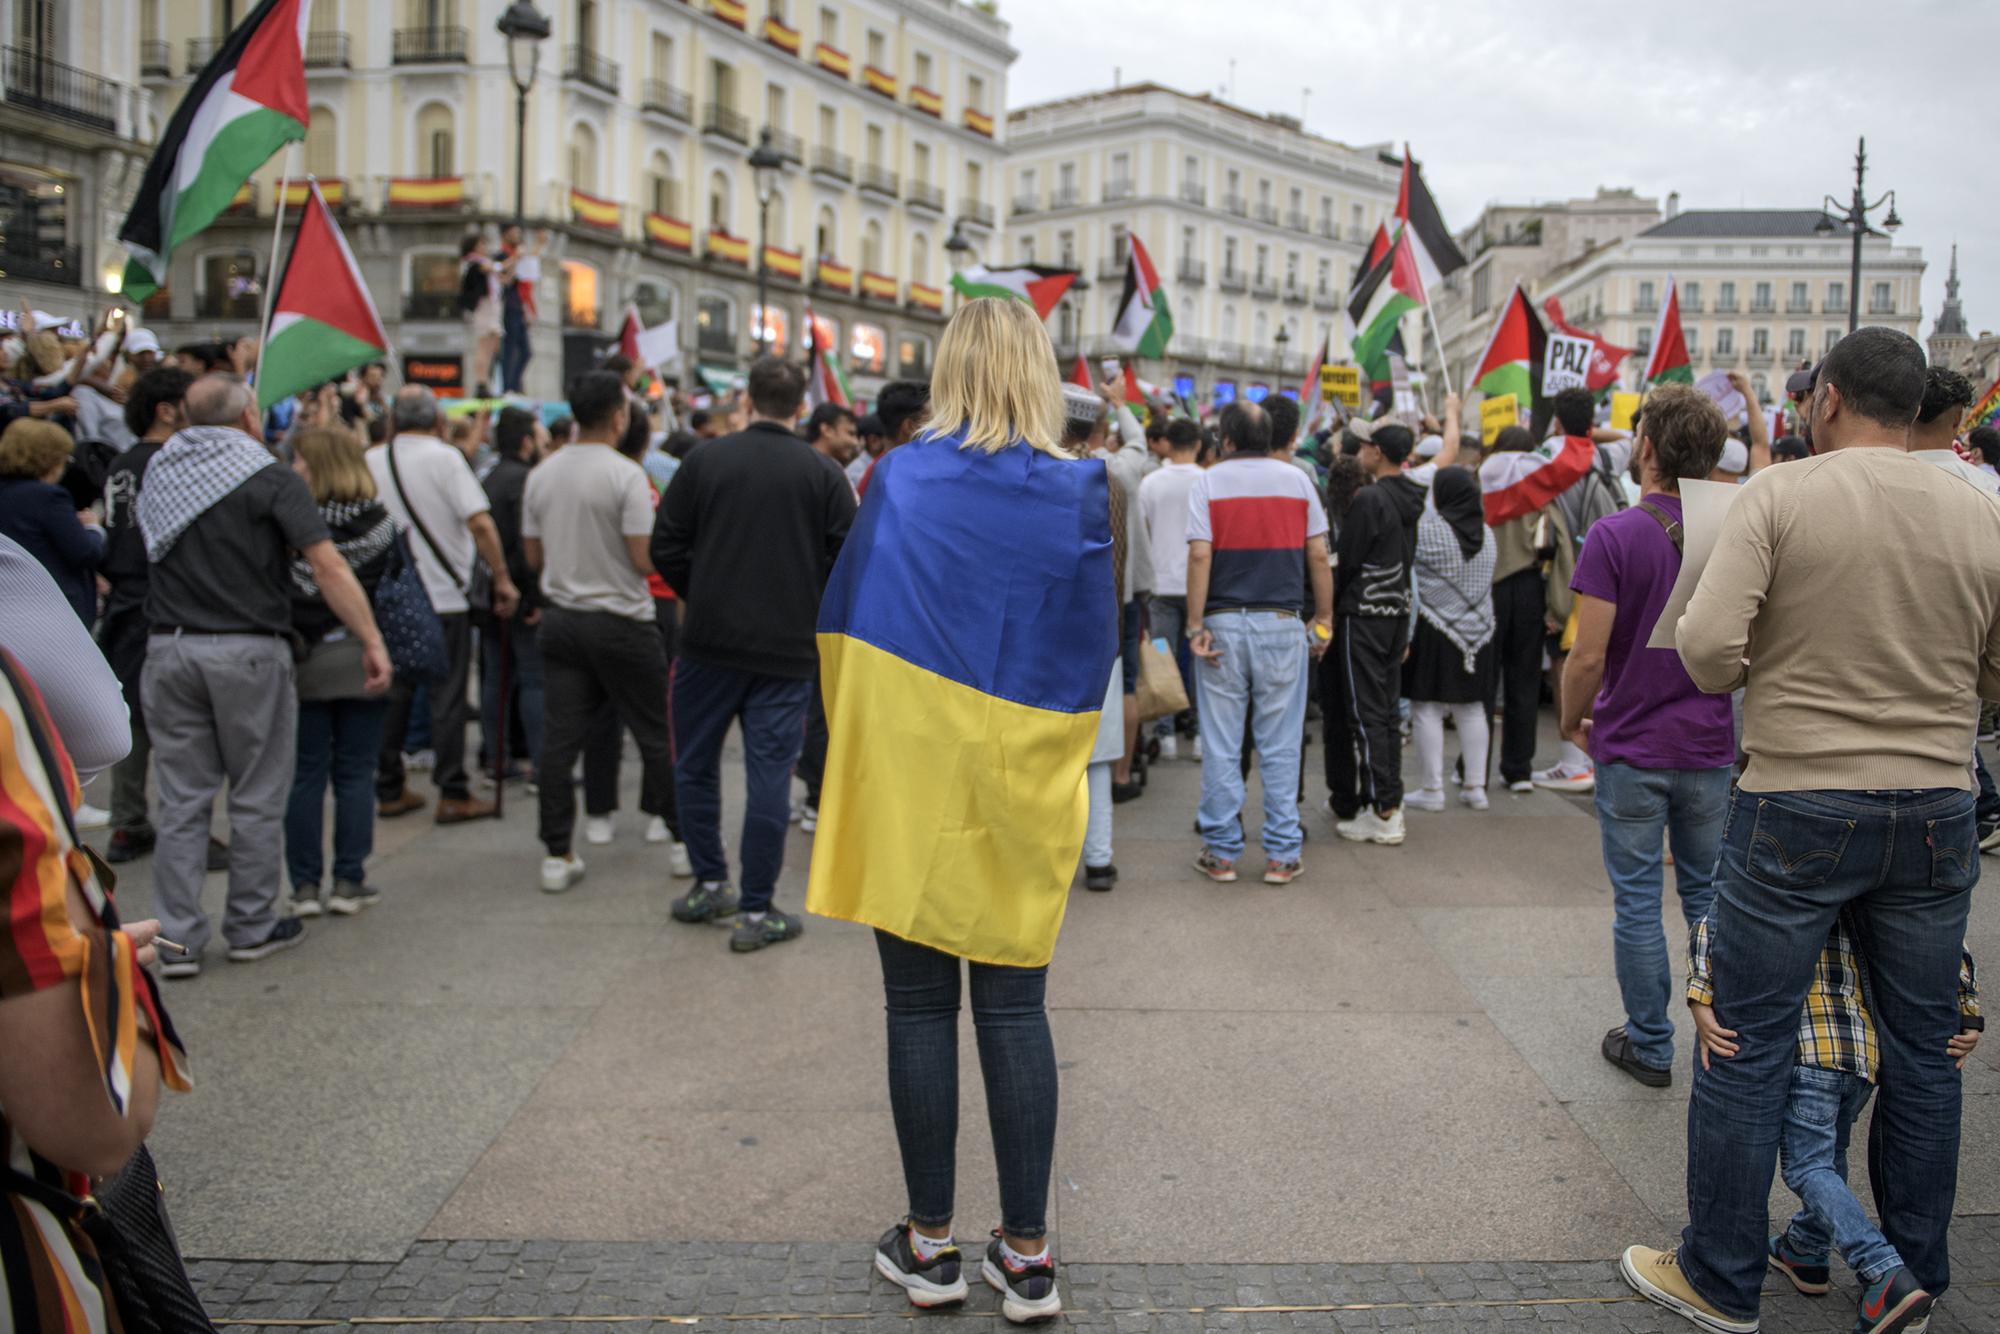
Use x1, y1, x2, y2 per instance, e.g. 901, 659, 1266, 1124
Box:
707, 231, 751, 266
763, 245, 804, 279
806, 431, 1116, 967
815, 43, 851, 76
907, 282, 943, 312
816, 259, 855, 290
863, 65, 898, 97
386, 176, 465, 208
860, 271, 897, 301
569, 188, 620, 231
909, 86, 943, 117
964, 108, 994, 136
280, 178, 345, 208
711, 0, 748, 28
763, 15, 802, 53
646, 212, 693, 252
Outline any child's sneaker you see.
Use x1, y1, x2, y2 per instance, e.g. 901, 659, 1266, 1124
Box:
1403, 787, 1446, 812
1193, 849, 1237, 883
982, 1235, 1061, 1325
1460, 786, 1490, 811
1853, 1267, 1932, 1334
873, 1222, 968, 1308
1262, 858, 1301, 885
1766, 1234, 1829, 1295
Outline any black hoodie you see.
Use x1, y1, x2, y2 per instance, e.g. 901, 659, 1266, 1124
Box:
1334, 473, 1426, 618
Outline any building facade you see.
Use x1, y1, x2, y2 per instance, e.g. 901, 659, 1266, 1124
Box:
131, 0, 1013, 400
1534, 209, 1926, 402
1004, 83, 1400, 406
0, 0, 154, 324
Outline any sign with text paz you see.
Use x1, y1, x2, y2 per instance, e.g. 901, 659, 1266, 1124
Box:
1480, 393, 1521, 445
1610, 391, 1642, 432
1544, 333, 1595, 396
403, 355, 464, 399
1320, 364, 1362, 407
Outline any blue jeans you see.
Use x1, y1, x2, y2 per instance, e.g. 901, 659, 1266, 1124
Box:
481, 614, 546, 777
1778, 1065, 1901, 1283
500, 293, 531, 393
1680, 786, 1976, 1319
670, 658, 811, 913
285, 697, 389, 890
875, 930, 1056, 1239
1195, 610, 1308, 861
1594, 762, 1733, 1070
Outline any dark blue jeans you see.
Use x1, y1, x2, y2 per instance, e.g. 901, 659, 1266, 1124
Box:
1681, 786, 1976, 1320
500, 293, 531, 393
286, 697, 390, 889
670, 658, 811, 912
875, 930, 1057, 1239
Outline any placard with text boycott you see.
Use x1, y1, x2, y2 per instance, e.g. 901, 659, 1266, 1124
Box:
1320, 364, 1362, 407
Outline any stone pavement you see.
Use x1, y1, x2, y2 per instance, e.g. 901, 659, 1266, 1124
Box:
82, 717, 2000, 1331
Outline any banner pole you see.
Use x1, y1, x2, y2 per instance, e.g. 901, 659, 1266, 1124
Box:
1423, 300, 1456, 399
253, 142, 300, 380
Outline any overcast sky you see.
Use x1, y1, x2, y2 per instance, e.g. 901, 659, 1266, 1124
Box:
999, 0, 1994, 350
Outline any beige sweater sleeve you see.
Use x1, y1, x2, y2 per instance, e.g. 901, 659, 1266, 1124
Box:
1677, 477, 1780, 694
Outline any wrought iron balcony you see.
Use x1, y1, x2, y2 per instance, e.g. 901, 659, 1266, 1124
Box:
702, 102, 750, 143
1177, 259, 1206, 286
907, 180, 944, 213
304, 31, 348, 68
641, 79, 691, 121
564, 45, 619, 94
392, 26, 468, 63
140, 40, 172, 77
3, 47, 116, 130
812, 147, 854, 182
859, 164, 899, 197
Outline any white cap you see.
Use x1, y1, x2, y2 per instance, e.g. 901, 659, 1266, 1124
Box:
27, 310, 63, 332
1717, 438, 1749, 475
124, 328, 161, 357
1415, 433, 1444, 460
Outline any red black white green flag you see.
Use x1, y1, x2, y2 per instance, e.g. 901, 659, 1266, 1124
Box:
256, 180, 388, 410
1393, 147, 1467, 291
1111, 237, 1173, 358
119, 0, 313, 302
1644, 277, 1695, 386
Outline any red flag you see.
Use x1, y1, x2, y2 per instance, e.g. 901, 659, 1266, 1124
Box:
618, 305, 642, 365
1068, 353, 1092, 388
1542, 297, 1633, 394
1300, 333, 1327, 406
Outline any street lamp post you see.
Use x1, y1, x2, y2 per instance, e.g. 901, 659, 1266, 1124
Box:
1815, 136, 1902, 335
497, 2, 551, 224
1273, 322, 1290, 376
748, 127, 785, 355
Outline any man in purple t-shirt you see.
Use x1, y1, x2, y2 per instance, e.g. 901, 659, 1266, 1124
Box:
1560, 384, 1734, 1087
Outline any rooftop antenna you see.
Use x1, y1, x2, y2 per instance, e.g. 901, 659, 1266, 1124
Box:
1113, 65, 1120, 88
1228, 58, 1236, 101
1301, 86, 1310, 123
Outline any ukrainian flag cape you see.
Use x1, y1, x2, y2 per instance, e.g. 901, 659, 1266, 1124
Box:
806, 429, 1116, 967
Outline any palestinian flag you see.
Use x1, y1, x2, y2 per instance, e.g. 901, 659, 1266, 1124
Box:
1067, 353, 1092, 389
119, 0, 312, 302
1345, 228, 1425, 387
949, 265, 1079, 320
1644, 277, 1694, 386
1111, 237, 1173, 358
1394, 147, 1467, 291
1300, 333, 1328, 406
805, 308, 853, 410
1352, 223, 1393, 295
256, 180, 388, 410
1473, 282, 1547, 419
1478, 434, 1599, 527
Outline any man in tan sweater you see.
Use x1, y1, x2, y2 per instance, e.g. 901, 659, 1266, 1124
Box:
1619, 328, 2000, 1334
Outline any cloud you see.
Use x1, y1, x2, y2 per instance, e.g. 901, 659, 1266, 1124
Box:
999, 0, 1996, 347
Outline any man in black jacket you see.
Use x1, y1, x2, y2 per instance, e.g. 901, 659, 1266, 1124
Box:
479, 406, 546, 785
652, 358, 856, 953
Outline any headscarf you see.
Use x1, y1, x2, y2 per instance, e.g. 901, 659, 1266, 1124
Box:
1432, 464, 1485, 559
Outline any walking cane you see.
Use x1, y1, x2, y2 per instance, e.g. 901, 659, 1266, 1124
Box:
493, 614, 509, 819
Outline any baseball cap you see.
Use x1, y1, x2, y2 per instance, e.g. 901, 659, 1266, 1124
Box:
1717, 438, 1750, 474
1414, 433, 1444, 460
124, 328, 161, 356
855, 413, 885, 438
1344, 418, 1376, 443
1784, 366, 1817, 397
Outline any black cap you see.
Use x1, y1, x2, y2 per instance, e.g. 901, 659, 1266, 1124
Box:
1785, 366, 1817, 397
856, 414, 885, 438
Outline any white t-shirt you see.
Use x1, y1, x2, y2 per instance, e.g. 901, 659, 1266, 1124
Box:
367, 434, 490, 614
1138, 461, 1202, 597
1910, 449, 2000, 496
521, 442, 657, 621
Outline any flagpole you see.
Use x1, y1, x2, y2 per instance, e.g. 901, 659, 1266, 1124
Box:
1423, 300, 1455, 399
254, 144, 300, 380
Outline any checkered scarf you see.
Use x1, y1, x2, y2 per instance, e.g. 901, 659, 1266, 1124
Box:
1413, 506, 1497, 673
137, 426, 276, 560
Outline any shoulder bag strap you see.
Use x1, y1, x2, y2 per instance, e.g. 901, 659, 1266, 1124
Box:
1634, 500, 1684, 555
387, 438, 468, 592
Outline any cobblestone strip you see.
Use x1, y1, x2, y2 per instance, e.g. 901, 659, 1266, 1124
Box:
192, 1217, 2000, 1333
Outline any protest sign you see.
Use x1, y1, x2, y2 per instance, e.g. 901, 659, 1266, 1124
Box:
1480, 393, 1520, 445
1320, 364, 1361, 407
1544, 333, 1595, 395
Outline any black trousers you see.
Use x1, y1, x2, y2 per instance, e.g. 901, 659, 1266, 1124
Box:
378, 611, 473, 801
580, 599, 679, 819
1490, 568, 1545, 786
538, 606, 675, 856
1323, 614, 1407, 818
797, 669, 829, 808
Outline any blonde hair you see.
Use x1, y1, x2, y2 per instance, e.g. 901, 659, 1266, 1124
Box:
0, 418, 74, 479
289, 426, 376, 505
923, 297, 1065, 457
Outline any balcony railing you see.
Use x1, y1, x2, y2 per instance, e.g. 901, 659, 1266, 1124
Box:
186, 37, 221, 69
907, 180, 943, 213
1221, 194, 1246, 217
859, 164, 899, 197
1284, 210, 1309, 232
1253, 203, 1279, 225
1681, 295, 1703, 312
393, 26, 467, 63
641, 79, 691, 120
1869, 303, 1896, 315
1010, 193, 1037, 215
564, 45, 619, 93
1312, 285, 1340, 311
1250, 276, 1279, 299
1824, 297, 1847, 314
1051, 187, 1079, 209
1097, 256, 1128, 281
1177, 259, 1206, 286
1282, 279, 1308, 305
766, 128, 803, 163
1180, 182, 1206, 206
1103, 179, 1135, 202
1635, 300, 1658, 315
1715, 299, 1739, 313
2, 47, 116, 130
140, 39, 172, 77
811, 147, 853, 182
702, 102, 749, 143
0, 242, 81, 287
1750, 299, 1775, 314
1786, 300, 1812, 314
1711, 346, 1737, 364
959, 199, 994, 228
1218, 267, 1248, 293
1747, 350, 1774, 367
304, 31, 348, 67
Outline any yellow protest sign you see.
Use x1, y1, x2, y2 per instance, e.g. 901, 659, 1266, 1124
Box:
1480, 393, 1520, 445
1610, 391, 1641, 432
1320, 364, 1362, 407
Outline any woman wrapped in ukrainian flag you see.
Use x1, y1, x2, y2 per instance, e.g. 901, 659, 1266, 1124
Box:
806, 296, 1117, 1325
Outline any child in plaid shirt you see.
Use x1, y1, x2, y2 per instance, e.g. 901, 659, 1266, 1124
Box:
1687, 911, 1980, 1334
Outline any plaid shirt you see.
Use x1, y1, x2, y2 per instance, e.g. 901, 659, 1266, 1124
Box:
1687, 913, 1981, 1083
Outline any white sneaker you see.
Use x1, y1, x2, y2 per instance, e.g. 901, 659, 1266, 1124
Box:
1336, 808, 1406, 845
403, 748, 435, 772
291, 895, 324, 918
1404, 788, 1446, 812
74, 802, 111, 830
1191, 735, 1203, 761
1460, 786, 1490, 811
669, 841, 693, 878
800, 805, 819, 833
585, 816, 615, 845
789, 800, 805, 824
1507, 778, 1536, 794
1531, 761, 1596, 793
1158, 733, 1179, 761
540, 854, 585, 894
644, 815, 670, 844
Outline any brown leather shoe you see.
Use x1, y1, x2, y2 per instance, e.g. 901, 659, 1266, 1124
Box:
434, 795, 497, 825
378, 790, 427, 819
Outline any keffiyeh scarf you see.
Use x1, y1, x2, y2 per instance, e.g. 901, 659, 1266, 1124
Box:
291, 499, 396, 599
136, 425, 275, 560
1414, 505, 1498, 674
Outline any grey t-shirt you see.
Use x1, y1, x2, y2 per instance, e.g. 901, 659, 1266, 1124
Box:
145, 465, 330, 636
521, 442, 656, 621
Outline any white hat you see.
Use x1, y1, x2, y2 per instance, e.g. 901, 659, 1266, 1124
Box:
1717, 437, 1749, 475
124, 328, 161, 357
1415, 433, 1444, 460
26, 310, 63, 332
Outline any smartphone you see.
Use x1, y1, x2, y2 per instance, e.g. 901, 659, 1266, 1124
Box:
1099, 357, 1119, 380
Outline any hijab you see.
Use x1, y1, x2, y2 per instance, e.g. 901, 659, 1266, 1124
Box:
1432, 464, 1485, 559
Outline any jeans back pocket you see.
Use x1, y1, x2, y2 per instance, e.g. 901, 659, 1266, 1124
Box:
1745, 798, 1855, 889
1928, 812, 1979, 892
